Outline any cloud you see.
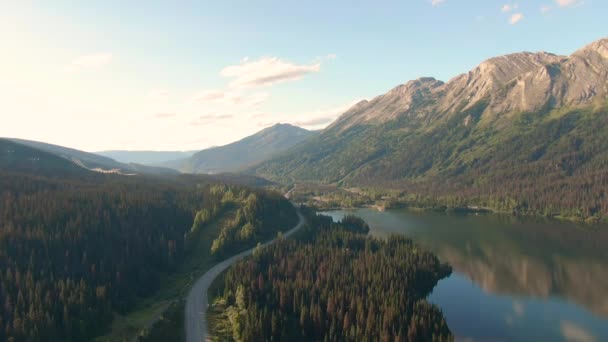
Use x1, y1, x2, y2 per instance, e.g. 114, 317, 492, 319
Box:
65, 53, 112, 72
509, 13, 524, 24
288, 100, 363, 130
431, 0, 445, 6
148, 89, 169, 100
502, 3, 519, 12
189, 113, 234, 126
541, 5, 553, 13
190, 89, 226, 102
247, 111, 270, 119
326, 53, 337, 60
512, 302, 525, 317
153, 112, 177, 119
555, 0, 582, 7
561, 321, 597, 342
220, 57, 321, 88
232, 92, 269, 107
293, 116, 336, 127
190, 89, 269, 107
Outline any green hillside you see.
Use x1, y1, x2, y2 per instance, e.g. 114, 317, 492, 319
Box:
252, 39, 608, 221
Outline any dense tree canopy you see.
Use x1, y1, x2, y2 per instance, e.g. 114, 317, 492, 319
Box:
213, 210, 453, 341
0, 170, 296, 341
255, 105, 608, 222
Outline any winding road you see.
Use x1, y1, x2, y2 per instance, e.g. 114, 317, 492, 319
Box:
185, 206, 305, 342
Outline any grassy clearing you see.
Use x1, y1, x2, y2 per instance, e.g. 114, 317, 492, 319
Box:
95, 210, 234, 342
207, 271, 233, 342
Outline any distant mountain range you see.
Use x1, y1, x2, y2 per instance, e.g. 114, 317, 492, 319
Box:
252, 37, 608, 219
95, 150, 198, 166
170, 123, 316, 174
1, 138, 89, 176
2, 138, 178, 175
2, 123, 316, 177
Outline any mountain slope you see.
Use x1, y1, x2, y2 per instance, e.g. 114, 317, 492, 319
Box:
6, 138, 178, 175
177, 123, 315, 174
95, 150, 197, 166
253, 38, 608, 220
0, 138, 90, 176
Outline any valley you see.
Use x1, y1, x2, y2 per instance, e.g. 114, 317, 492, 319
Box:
3, 5, 608, 340
0, 150, 298, 341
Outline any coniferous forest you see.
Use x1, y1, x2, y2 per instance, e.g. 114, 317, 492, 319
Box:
0, 169, 296, 341
212, 209, 453, 341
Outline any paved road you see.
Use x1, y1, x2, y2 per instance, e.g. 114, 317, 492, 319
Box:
185, 207, 305, 342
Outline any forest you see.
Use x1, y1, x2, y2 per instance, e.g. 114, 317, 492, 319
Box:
0, 169, 296, 341
211, 208, 453, 341
254, 105, 608, 222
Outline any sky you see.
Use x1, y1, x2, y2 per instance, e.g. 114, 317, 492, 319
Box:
1, 0, 606, 152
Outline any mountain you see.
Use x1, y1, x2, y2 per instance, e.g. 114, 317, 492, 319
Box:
0, 138, 89, 176
5, 138, 178, 175
176, 123, 316, 174
95, 150, 197, 166
252, 38, 608, 220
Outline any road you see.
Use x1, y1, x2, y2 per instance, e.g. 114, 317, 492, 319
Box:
185, 206, 305, 342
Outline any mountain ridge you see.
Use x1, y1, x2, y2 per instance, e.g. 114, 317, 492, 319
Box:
252, 37, 608, 220
174, 123, 316, 174
329, 37, 608, 134
5, 138, 178, 175
95, 150, 198, 166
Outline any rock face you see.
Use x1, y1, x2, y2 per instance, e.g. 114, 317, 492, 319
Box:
329, 77, 445, 131
331, 38, 608, 131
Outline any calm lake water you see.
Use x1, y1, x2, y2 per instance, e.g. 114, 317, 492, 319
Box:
324, 208, 608, 342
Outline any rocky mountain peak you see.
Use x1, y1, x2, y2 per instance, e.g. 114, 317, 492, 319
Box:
328, 38, 608, 133
573, 37, 608, 60
387, 77, 444, 96
473, 51, 564, 85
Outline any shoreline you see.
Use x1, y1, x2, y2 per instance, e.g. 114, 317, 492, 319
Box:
313, 202, 605, 226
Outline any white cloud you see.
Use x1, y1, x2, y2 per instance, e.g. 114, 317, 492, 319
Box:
431, 0, 445, 7
190, 89, 269, 107
64, 53, 112, 72
512, 302, 525, 317
541, 5, 553, 13
555, 0, 582, 7
189, 113, 234, 126
153, 112, 176, 119
509, 13, 524, 24
220, 57, 321, 88
326, 53, 337, 60
190, 89, 226, 102
561, 321, 597, 342
288, 100, 363, 130
502, 3, 519, 12
233, 92, 269, 107
147, 89, 169, 100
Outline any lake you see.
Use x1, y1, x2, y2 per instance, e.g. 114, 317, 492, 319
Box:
324, 208, 608, 342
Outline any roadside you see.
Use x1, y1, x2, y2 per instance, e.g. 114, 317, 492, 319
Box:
95, 212, 228, 341
185, 207, 305, 342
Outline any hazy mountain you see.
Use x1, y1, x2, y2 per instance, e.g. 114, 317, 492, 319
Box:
95, 150, 197, 166
6, 138, 178, 175
0, 138, 89, 176
176, 123, 316, 174
252, 38, 608, 219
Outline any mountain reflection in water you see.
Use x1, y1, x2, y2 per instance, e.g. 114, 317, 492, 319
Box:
325, 209, 608, 341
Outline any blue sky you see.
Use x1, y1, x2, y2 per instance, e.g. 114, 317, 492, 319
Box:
1, 0, 606, 151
